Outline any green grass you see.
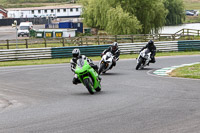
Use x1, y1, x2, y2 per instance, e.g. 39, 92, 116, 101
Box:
0, 51, 199, 67
183, 0, 200, 23
156, 51, 200, 56
184, 0, 200, 10
170, 63, 200, 79
184, 16, 200, 24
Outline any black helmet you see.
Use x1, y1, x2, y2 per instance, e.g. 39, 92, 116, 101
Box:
148, 40, 154, 46
72, 48, 80, 58
112, 42, 118, 50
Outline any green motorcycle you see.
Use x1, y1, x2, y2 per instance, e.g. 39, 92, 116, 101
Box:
75, 58, 101, 94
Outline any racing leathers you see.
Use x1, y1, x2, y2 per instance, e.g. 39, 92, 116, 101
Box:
140, 43, 156, 63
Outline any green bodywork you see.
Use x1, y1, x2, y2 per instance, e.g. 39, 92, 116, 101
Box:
75, 59, 101, 90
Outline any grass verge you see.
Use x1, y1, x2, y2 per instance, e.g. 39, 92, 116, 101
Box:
184, 16, 200, 24
170, 63, 200, 79
0, 51, 199, 67
183, 0, 200, 10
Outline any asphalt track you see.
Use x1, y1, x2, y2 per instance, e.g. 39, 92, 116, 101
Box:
0, 55, 200, 133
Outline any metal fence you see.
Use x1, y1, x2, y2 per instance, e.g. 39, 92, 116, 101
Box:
0, 40, 200, 61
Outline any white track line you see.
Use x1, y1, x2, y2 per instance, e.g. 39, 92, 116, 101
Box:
153, 62, 200, 76
147, 62, 200, 80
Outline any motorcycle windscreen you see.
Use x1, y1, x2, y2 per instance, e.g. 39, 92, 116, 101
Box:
144, 49, 150, 54
77, 58, 85, 68
106, 52, 112, 57
105, 52, 112, 60
143, 49, 151, 59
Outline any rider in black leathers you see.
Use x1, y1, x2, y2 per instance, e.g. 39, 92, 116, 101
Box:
101, 42, 120, 69
70, 48, 99, 85
140, 40, 156, 63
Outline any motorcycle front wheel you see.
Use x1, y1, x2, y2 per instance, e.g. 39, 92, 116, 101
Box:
95, 84, 101, 92
83, 78, 95, 94
136, 57, 142, 70
98, 63, 105, 75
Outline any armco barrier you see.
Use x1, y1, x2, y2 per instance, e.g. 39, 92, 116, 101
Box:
118, 41, 179, 54
178, 40, 200, 51
0, 45, 111, 61
0, 48, 52, 61
51, 45, 111, 58
0, 41, 200, 61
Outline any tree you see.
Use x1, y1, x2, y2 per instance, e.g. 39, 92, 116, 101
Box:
80, 0, 111, 29
80, 0, 167, 34
164, 0, 185, 25
118, 0, 167, 33
106, 6, 141, 35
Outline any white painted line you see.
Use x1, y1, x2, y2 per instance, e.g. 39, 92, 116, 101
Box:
147, 69, 200, 81
153, 62, 200, 76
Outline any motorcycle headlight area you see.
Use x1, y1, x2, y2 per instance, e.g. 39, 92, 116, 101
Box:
106, 56, 110, 60
144, 55, 148, 59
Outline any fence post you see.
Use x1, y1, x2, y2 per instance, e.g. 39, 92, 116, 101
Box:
97, 35, 100, 45
44, 38, 47, 47
115, 35, 118, 42
77, 37, 80, 46
80, 37, 83, 46
25, 39, 28, 48
198, 30, 200, 36
131, 35, 134, 43
86, 37, 88, 46
144, 34, 147, 42
62, 38, 65, 47
172, 34, 175, 41
159, 34, 161, 41
6, 40, 9, 49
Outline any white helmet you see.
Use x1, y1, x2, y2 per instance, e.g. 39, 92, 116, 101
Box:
112, 42, 118, 50
72, 48, 80, 58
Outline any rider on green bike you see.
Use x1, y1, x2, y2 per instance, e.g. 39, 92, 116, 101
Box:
70, 48, 100, 85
